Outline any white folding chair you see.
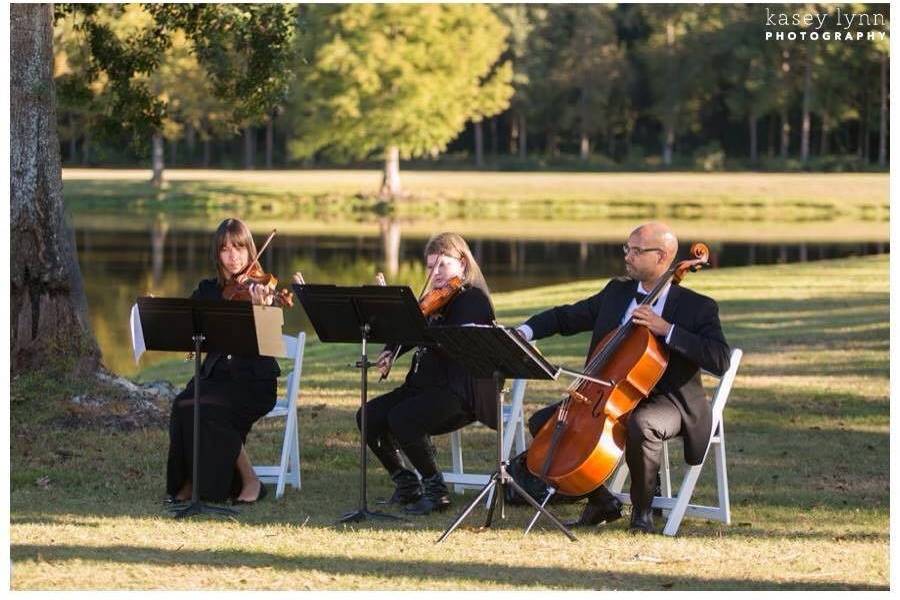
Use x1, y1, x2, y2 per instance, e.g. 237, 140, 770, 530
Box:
442, 377, 529, 493
608, 347, 742, 536
253, 331, 306, 499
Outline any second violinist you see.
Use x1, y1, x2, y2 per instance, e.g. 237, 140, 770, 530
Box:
357, 232, 497, 515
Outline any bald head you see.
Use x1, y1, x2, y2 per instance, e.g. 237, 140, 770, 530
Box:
631, 222, 678, 265
624, 222, 679, 284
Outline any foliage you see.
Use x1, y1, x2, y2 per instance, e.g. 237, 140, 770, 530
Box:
287, 4, 513, 162
53, 3, 295, 149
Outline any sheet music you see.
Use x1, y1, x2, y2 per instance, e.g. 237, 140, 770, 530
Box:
129, 303, 146, 364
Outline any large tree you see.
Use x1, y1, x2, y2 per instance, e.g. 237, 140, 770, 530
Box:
11, 3, 295, 372
288, 4, 513, 199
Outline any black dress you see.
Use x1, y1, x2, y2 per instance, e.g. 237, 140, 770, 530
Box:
165, 278, 280, 502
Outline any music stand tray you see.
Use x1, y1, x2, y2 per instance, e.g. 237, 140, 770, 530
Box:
427, 324, 577, 543
293, 283, 430, 524
135, 297, 285, 520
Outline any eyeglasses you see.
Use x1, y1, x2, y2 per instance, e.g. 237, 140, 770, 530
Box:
622, 244, 663, 256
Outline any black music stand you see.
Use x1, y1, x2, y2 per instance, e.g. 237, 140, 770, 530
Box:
135, 297, 284, 520
427, 324, 577, 543
293, 283, 430, 524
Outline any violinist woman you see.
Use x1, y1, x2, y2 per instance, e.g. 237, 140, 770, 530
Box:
357, 232, 497, 515
165, 218, 279, 505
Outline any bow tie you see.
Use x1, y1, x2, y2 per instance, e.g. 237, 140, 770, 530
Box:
634, 291, 658, 306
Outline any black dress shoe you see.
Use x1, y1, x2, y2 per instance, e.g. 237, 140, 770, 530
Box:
629, 507, 655, 534
564, 497, 623, 528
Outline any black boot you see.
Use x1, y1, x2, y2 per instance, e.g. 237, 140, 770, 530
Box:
405, 473, 450, 515
383, 468, 422, 506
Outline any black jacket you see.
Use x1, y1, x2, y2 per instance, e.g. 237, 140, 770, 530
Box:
191, 278, 281, 381
401, 286, 500, 429
524, 277, 730, 465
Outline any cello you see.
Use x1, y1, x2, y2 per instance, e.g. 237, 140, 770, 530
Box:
526, 243, 710, 496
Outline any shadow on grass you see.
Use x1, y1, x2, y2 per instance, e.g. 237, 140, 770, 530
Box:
9, 542, 886, 590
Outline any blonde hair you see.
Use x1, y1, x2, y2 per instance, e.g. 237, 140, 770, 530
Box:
423, 232, 493, 309
211, 218, 258, 286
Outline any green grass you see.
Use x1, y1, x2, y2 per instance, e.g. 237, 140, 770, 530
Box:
62, 169, 889, 242
10, 255, 889, 589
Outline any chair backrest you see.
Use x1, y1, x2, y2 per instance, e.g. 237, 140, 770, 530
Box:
699, 347, 742, 461
280, 331, 306, 406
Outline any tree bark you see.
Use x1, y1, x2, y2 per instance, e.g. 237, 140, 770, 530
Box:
11, 4, 99, 372
748, 111, 758, 164
151, 132, 164, 187
185, 123, 196, 165
663, 123, 674, 166
474, 120, 484, 168
265, 117, 274, 169
490, 116, 498, 159
820, 111, 830, 156
202, 136, 211, 167
379, 145, 402, 199
800, 46, 813, 163
879, 52, 887, 167
780, 107, 790, 160
243, 126, 255, 170
518, 112, 527, 159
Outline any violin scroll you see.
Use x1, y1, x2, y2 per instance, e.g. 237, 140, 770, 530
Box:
672, 242, 710, 284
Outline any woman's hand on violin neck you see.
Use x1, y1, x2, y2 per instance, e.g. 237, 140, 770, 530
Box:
375, 350, 393, 378
248, 282, 275, 306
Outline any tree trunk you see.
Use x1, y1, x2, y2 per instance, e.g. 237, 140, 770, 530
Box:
780, 107, 790, 160
820, 111, 830, 156
767, 113, 775, 157
879, 52, 887, 167
800, 47, 813, 163
663, 123, 674, 166
11, 4, 99, 372
509, 112, 519, 154
243, 126, 255, 170
379, 145, 401, 199
518, 112, 527, 159
169, 137, 178, 168
81, 132, 90, 165
858, 89, 867, 159
151, 132, 164, 187
580, 132, 590, 161
474, 120, 484, 168
490, 116, 498, 158
185, 123, 196, 165
748, 111, 758, 163
202, 136, 211, 167
265, 118, 274, 169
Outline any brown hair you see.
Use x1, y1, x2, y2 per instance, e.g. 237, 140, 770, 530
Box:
211, 218, 258, 286
423, 232, 493, 309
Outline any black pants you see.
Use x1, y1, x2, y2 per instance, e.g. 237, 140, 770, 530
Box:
356, 385, 474, 478
528, 393, 680, 511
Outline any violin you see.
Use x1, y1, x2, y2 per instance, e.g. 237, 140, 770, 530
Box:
376, 270, 466, 380
526, 243, 711, 496
222, 229, 294, 308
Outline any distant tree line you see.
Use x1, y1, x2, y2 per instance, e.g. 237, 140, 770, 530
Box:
55, 3, 889, 181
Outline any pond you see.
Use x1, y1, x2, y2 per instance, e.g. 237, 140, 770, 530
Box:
72, 220, 889, 376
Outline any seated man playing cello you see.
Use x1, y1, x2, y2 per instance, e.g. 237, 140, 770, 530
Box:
516, 222, 730, 533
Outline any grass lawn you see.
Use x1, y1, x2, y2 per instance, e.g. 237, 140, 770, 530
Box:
10, 254, 889, 590
62, 169, 889, 242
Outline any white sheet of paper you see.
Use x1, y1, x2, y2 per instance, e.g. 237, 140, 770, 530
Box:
129, 303, 146, 364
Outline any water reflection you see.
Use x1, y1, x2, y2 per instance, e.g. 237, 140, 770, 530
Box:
76, 223, 888, 376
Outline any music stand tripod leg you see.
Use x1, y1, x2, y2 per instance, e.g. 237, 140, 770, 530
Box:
339, 323, 405, 524
436, 472, 500, 543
